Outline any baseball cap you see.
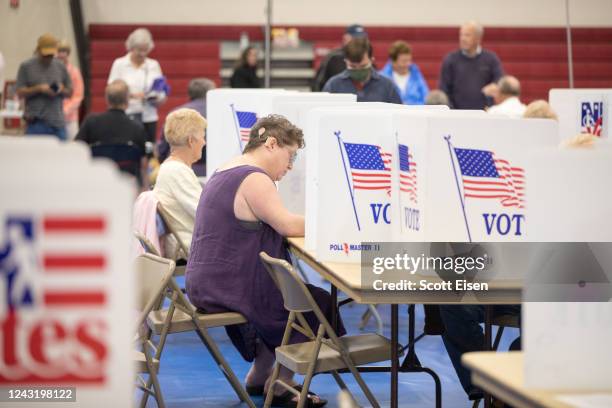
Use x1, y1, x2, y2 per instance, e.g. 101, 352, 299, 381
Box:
37, 33, 59, 56
345, 24, 367, 38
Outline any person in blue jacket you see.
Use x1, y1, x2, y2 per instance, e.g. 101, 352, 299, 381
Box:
379, 40, 429, 105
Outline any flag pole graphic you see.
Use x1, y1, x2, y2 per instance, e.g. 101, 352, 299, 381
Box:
444, 135, 472, 242
229, 103, 244, 152
335, 131, 361, 231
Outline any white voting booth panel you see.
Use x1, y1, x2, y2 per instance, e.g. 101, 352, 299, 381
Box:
0, 139, 134, 407
304, 103, 449, 253
308, 104, 449, 262
390, 114, 557, 282
206, 89, 292, 175
273, 93, 357, 214
523, 146, 612, 391
549, 88, 612, 140
393, 115, 558, 243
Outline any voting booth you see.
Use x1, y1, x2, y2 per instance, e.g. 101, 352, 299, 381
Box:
0, 137, 134, 407
305, 104, 448, 262
549, 88, 612, 140
523, 145, 612, 391
392, 114, 558, 243
206, 89, 291, 175
271, 93, 356, 214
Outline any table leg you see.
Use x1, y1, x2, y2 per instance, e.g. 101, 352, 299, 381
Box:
331, 285, 338, 332
484, 305, 493, 408
391, 304, 399, 408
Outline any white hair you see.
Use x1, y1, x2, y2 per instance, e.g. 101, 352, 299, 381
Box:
463, 21, 484, 38
125, 28, 154, 52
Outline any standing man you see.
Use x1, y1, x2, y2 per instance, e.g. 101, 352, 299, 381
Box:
323, 37, 401, 104
312, 24, 367, 92
439, 21, 503, 109
16, 33, 72, 140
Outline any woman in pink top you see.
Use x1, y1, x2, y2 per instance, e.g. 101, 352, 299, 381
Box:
57, 41, 83, 140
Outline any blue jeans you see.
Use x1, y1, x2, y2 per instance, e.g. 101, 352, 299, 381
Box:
439, 305, 521, 396
26, 120, 66, 141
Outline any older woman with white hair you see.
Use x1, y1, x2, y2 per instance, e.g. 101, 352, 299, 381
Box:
108, 27, 166, 145
153, 108, 206, 257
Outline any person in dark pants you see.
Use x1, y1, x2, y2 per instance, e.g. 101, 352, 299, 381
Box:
16, 33, 72, 141
440, 304, 521, 400
230, 46, 261, 88
439, 21, 504, 109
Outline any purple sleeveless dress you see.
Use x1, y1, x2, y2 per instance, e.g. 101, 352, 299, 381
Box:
186, 165, 345, 361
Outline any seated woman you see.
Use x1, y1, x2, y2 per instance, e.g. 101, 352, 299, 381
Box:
153, 108, 205, 258
186, 115, 343, 407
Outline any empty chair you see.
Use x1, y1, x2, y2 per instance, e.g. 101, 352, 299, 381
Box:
134, 253, 176, 408
260, 251, 395, 408
134, 234, 255, 408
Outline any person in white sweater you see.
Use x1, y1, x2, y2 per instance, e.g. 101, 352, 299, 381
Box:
153, 108, 206, 257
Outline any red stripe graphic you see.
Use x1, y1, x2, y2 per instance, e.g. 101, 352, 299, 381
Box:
43, 291, 106, 306
43, 255, 105, 270
43, 217, 105, 233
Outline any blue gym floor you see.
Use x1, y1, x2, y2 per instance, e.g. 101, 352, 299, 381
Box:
143, 265, 519, 408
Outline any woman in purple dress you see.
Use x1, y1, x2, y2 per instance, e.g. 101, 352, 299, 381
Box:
186, 114, 342, 407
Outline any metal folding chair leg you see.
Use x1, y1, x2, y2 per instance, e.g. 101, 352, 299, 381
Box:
142, 345, 165, 408
341, 353, 381, 408
297, 326, 326, 408
359, 304, 384, 335
192, 324, 256, 408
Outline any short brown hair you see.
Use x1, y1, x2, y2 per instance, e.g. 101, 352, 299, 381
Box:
243, 114, 304, 153
343, 37, 371, 63
388, 40, 412, 61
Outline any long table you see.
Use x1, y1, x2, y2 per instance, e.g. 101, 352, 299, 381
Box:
463, 352, 612, 408
287, 237, 522, 408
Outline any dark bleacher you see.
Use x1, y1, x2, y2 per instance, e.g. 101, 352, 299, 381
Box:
88, 24, 612, 136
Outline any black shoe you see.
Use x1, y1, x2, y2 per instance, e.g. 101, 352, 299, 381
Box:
245, 384, 264, 396
468, 389, 484, 401
271, 388, 327, 408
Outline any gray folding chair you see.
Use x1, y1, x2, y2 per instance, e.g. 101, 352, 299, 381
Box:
134, 253, 176, 408
157, 203, 189, 275
134, 230, 162, 257
260, 251, 394, 408
134, 233, 255, 408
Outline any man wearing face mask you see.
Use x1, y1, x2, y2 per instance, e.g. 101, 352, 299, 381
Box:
16, 33, 72, 140
323, 37, 402, 104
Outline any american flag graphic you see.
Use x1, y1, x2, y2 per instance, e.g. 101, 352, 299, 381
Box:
585, 117, 603, 136
581, 102, 603, 137
344, 142, 392, 195
235, 110, 258, 143
2, 215, 107, 311
398, 144, 417, 203
454, 148, 525, 208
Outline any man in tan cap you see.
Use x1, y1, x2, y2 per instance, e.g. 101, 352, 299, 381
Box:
16, 33, 72, 140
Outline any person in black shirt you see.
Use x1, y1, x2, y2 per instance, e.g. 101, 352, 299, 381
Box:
230, 46, 261, 88
76, 79, 148, 187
